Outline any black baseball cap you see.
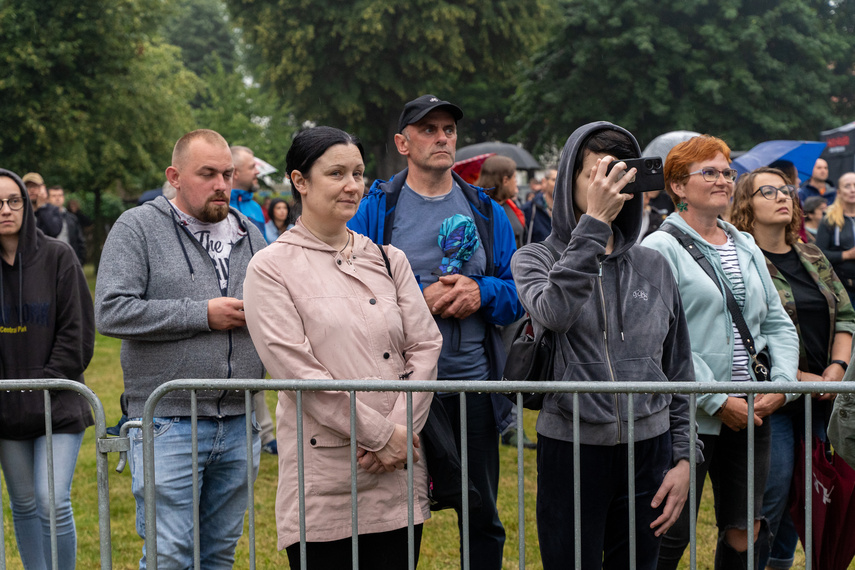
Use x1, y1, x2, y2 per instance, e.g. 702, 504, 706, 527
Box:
398, 94, 464, 133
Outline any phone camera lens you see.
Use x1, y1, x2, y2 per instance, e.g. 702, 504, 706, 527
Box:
644, 160, 653, 169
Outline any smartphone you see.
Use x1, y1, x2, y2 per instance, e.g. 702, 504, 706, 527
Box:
605, 156, 665, 194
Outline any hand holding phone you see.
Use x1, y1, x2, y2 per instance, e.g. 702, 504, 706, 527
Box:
605, 157, 665, 194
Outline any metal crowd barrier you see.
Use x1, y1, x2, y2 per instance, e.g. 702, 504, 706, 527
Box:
0, 379, 113, 570
133, 379, 855, 570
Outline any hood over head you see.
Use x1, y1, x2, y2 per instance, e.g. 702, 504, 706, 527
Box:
0, 168, 40, 260
546, 121, 643, 258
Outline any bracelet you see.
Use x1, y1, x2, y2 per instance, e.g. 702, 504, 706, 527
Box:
831, 359, 849, 372
714, 398, 729, 417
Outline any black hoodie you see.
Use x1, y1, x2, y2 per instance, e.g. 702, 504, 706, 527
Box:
0, 169, 94, 439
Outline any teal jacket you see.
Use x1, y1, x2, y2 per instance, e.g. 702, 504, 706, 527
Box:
642, 213, 799, 435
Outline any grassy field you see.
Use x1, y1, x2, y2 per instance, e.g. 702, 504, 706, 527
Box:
0, 266, 830, 569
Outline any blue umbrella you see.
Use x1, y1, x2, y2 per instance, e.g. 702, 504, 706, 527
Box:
732, 140, 827, 182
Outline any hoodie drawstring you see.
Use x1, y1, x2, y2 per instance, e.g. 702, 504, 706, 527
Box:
1, 253, 24, 325
169, 209, 197, 281
613, 260, 625, 341
0, 260, 5, 325
17, 253, 22, 325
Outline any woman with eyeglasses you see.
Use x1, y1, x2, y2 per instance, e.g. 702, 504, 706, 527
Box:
730, 166, 855, 569
642, 137, 799, 570
0, 169, 95, 569
815, 172, 855, 303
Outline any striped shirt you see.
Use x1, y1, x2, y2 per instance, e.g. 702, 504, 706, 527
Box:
712, 233, 752, 392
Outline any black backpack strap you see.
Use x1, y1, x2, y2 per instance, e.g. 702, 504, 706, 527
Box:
658, 224, 760, 359
377, 242, 393, 279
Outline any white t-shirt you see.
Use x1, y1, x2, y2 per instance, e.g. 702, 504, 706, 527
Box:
169, 201, 245, 293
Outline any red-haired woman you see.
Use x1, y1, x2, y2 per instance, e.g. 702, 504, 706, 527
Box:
642, 137, 799, 569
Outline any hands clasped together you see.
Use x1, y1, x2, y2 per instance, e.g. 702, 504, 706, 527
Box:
357, 424, 420, 474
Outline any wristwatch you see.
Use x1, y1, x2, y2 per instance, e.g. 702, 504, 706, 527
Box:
831, 359, 849, 372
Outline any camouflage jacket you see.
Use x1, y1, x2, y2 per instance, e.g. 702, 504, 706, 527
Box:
764, 242, 855, 371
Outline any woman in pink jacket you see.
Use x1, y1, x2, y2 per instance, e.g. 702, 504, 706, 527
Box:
243, 127, 443, 568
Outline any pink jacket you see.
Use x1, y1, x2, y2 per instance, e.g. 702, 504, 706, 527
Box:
243, 221, 442, 549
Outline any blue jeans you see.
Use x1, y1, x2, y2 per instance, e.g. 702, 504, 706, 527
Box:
438, 392, 505, 570
0, 431, 86, 570
759, 407, 827, 569
129, 415, 261, 570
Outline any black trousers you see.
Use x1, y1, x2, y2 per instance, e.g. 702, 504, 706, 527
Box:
536, 432, 672, 570
285, 524, 423, 569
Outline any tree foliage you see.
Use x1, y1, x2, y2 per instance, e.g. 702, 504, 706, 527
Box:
161, 0, 239, 76
0, 0, 200, 266
511, 0, 855, 154
0, 1, 198, 190
227, 0, 546, 176
192, 60, 297, 163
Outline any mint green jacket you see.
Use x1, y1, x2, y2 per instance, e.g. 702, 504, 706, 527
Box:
642, 213, 799, 435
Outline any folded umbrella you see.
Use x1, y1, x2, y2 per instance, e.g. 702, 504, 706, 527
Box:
436, 214, 480, 276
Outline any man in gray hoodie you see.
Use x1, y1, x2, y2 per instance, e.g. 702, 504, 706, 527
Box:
95, 129, 267, 569
511, 122, 701, 569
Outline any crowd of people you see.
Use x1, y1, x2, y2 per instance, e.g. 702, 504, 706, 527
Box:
2, 92, 855, 570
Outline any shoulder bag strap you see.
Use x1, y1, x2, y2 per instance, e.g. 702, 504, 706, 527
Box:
377, 242, 393, 279
659, 224, 760, 359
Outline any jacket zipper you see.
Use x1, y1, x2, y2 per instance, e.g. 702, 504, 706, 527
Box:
177, 220, 249, 417
598, 262, 620, 444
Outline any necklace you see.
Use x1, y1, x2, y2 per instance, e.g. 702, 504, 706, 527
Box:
338, 232, 351, 256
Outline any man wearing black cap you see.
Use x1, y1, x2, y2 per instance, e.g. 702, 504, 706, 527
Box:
349, 94, 524, 569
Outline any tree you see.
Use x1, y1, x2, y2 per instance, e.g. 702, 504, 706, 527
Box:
511, 0, 855, 154
227, 0, 546, 177
0, 1, 199, 267
161, 0, 239, 76
192, 60, 297, 163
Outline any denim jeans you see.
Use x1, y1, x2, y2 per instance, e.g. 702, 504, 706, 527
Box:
759, 406, 827, 569
438, 392, 505, 570
129, 415, 261, 570
536, 432, 672, 570
0, 431, 86, 570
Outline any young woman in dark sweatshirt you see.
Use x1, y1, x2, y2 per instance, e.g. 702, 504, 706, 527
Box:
0, 169, 94, 570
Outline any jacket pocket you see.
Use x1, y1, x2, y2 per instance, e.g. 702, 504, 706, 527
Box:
552, 362, 619, 425
307, 436, 380, 497
612, 358, 670, 422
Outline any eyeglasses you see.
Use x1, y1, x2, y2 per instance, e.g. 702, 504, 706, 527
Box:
753, 184, 797, 200
687, 167, 738, 183
0, 197, 24, 211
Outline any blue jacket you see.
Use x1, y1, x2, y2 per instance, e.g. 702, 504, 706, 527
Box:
348, 168, 524, 380
230, 189, 266, 238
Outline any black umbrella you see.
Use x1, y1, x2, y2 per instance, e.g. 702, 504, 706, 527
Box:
456, 142, 541, 170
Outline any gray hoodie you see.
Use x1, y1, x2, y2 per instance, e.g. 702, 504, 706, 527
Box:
95, 196, 266, 418
511, 122, 698, 464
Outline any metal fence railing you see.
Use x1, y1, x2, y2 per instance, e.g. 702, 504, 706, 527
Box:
133, 379, 855, 570
0, 379, 113, 570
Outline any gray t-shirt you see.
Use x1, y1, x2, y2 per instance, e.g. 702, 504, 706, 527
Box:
391, 183, 490, 380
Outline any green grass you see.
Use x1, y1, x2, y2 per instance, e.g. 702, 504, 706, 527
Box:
0, 265, 841, 568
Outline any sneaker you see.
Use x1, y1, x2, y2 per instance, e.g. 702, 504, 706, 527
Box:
106, 414, 128, 437
262, 440, 278, 455
501, 427, 537, 450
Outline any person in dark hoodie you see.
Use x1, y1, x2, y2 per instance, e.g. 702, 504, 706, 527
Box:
511, 122, 700, 569
0, 169, 95, 570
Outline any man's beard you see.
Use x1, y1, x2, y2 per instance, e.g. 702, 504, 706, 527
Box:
197, 194, 229, 223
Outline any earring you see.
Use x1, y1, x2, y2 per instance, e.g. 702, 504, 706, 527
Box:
676, 201, 688, 212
